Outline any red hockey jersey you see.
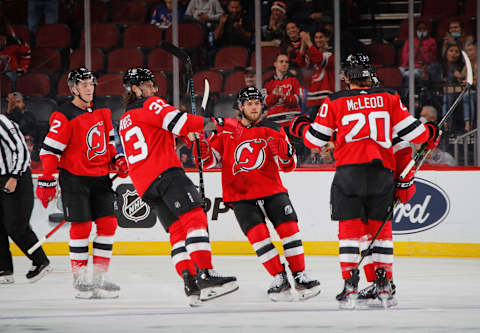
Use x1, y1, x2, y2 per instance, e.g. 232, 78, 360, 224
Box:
40, 102, 119, 177
204, 119, 295, 203
303, 88, 430, 171
263, 73, 303, 127
118, 96, 204, 197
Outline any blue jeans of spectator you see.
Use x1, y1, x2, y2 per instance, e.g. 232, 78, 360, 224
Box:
28, 0, 59, 33
463, 90, 476, 129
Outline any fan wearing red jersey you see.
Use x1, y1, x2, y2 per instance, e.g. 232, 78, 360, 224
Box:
290, 54, 440, 309
36, 68, 128, 299
119, 68, 238, 306
195, 87, 320, 302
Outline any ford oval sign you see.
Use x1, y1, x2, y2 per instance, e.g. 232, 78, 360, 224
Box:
392, 178, 450, 235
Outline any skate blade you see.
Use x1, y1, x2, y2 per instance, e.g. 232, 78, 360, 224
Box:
188, 294, 202, 307
269, 288, 294, 302
378, 293, 397, 308
75, 290, 94, 299
27, 265, 53, 284
296, 285, 321, 301
0, 276, 14, 284
200, 281, 239, 301
338, 294, 357, 310
91, 288, 120, 299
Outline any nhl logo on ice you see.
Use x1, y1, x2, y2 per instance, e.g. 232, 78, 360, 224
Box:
232, 139, 267, 175
122, 189, 150, 223
392, 178, 450, 235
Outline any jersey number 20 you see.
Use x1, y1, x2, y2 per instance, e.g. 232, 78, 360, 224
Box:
342, 111, 391, 148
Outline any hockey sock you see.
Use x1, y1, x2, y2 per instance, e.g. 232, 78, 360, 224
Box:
182, 207, 213, 270
275, 221, 305, 273
360, 234, 376, 282
169, 220, 196, 277
93, 216, 117, 273
69, 221, 92, 274
338, 219, 366, 280
368, 219, 393, 279
246, 223, 284, 276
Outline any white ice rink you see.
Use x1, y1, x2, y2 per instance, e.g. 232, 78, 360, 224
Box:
1, 255, 479, 333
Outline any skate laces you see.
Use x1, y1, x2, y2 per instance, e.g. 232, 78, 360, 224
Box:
270, 272, 286, 288
295, 271, 312, 283
207, 269, 225, 278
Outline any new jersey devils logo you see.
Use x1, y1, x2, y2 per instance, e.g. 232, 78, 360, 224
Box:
86, 121, 107, 160
233, 139, 267, 175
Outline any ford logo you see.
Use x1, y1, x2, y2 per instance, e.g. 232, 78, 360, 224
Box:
392, 178, 450, 235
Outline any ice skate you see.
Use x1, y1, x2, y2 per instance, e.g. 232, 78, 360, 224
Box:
358, 279, 397, 308
73, 269, 94, 299
0, 270, 14, 284
182, 270, 201, 307
292, 271, 321, 301
374, 268, 397, 308
268, 270, 293, 302
92, 272, 120, 299
196, 268, 238, 301
26, 261, 52, 283
336, 269, 359, 309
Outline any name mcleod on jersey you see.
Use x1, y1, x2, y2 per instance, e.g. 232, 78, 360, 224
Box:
346, 95, 385, 111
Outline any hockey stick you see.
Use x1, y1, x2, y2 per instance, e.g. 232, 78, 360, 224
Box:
29, 174, 120, 254
160, 41, 207, 210
355, 50, 473, 270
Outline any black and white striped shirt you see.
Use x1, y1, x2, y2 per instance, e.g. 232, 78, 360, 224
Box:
0, 114, 30, 177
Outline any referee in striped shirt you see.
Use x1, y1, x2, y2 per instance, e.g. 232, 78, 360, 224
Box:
0, 113, 51, 283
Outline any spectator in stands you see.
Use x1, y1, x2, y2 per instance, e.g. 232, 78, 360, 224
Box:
441, 19, 474, 56
261, 1, 287, 47
185, 0, 224, 23
463, 42, 477, 132
0, 29, 31, 82
281, 21, 302, 66
28, 0, 59, 34
6, 92, 38, 144
179, 146, 196, 168
214, 0, 253, 48
296, 28, 334, 114
291, 0, 330, 33
151, 0, 185, 29
399, 21, 437, 80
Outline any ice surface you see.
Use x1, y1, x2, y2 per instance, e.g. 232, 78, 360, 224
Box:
1, 256, 479, 332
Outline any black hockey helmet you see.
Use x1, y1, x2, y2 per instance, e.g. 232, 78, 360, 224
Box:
237, 86, 263, 106
67, 67, 96, 88
123, 68, 155, 91
341, 53, 379, 87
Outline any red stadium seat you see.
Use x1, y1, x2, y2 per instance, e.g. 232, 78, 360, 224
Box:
16, 73, 51, 96
213, 46, 249, 70
81, 24, 120, 49
69, 48, 105, 73
0, 75, 13, 97
124, 24, 163, 48
423, 0, 458, 18
223, 71, 246, 94
367, 44, 396, 66
250, 47, 280, 69
107, 48, 144, 73
29, 48, 62, 73
376, 67, 402, 88
436, 17, 473, 41
153, 71, 168, 97
10, 25, 30, 45
36, 24, 71, 48
193, 70, 223, 94
2, 1, 27, 25
111, 2, 147, 24
166, 23, 205, 48
57, 73, 70, 96
148, 48, 180, 72
96, 74, 125, 95
397, 19, 432, 41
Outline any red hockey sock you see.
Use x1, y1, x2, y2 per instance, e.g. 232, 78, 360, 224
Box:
246, 223, 284, 276
275, 221, 305, 273
92, 216, 117, 273
69, 221, 92, 274
368, 219, 393, 279
338, 219, 366, 280
169, 220, 197, 277
180, 208, 212, 270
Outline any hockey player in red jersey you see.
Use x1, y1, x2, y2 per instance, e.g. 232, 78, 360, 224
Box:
36, 68, 128, 299
119, 68, 238, 306
195, 86, 320, 302
290, 54, 441, 308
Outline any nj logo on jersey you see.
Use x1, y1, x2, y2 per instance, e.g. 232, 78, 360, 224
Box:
86, 121, 107, 160
232, 139, 267, 175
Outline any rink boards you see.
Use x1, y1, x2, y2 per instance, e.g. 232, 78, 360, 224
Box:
11, 169, 480, 258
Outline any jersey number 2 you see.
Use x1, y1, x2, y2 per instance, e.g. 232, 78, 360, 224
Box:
123, 126, 148, 164
342, 111, 391, 148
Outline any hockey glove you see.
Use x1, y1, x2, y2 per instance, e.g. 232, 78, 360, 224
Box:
289, 116, 311, 138
425, 122, 441, 150
113, 154, 129, 178
36, 177, 57, 208
192, 138, 211, 162
213, 117, 243, 138
395, 169, 416, 203
268, 137, 295, 161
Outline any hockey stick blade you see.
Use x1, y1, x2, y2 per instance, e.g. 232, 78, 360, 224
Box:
201, 79, 210, 113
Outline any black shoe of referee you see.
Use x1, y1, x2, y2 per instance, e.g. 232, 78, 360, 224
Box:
26, 261, 52, 283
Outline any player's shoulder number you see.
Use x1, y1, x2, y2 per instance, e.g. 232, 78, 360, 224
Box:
148, 98, 167, 114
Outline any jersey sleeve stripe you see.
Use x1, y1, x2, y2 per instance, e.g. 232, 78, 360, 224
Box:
393, 138, 410, 154
311, 122, 334, 137
398, 123, 425, 142
170, 113, 188, 136
394, 116, 425, 138
305, 130, 329, 147
40, 143, 63, 157
43, 137, 67, 151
